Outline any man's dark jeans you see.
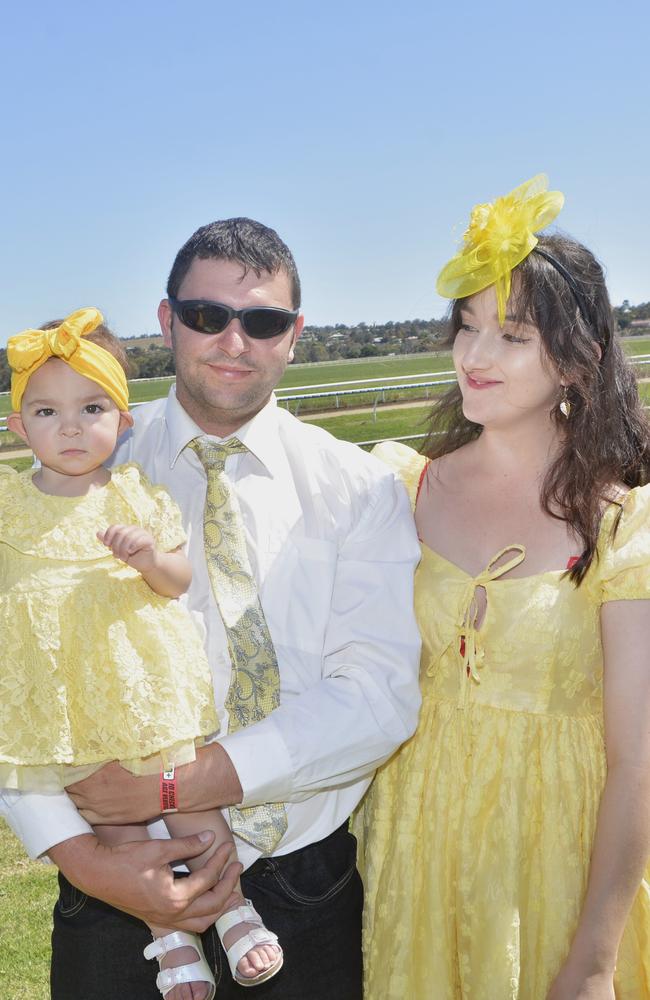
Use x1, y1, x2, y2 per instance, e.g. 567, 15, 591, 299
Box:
50, 822, 363, 999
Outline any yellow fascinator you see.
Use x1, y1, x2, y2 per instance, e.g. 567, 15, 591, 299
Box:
8, 307, 129, 412
436, 174, 564, 324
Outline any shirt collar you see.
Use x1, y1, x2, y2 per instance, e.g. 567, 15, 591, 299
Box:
164, 388, 285, 478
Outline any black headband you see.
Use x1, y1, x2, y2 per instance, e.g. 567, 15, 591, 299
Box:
531, 247, 593, 331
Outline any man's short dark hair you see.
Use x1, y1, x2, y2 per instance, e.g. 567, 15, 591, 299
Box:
166, 217, 301, 308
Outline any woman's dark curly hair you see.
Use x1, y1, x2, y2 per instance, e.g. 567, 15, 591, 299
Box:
422, 233, 650, 583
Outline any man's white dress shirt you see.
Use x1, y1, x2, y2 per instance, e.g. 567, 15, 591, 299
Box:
2, 390, 421, 869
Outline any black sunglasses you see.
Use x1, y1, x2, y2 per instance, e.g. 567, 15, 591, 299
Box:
169, 297, 299, 340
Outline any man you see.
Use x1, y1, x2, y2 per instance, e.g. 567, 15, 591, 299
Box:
1, 218, 421, 999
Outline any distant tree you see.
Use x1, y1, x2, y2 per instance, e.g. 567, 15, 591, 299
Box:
0, 349, 8, 392
127, 346, 175, 378
306, 342, 328, 363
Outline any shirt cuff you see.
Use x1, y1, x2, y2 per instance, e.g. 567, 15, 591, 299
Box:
2, 790, 92, 860
219, 717, 293, 806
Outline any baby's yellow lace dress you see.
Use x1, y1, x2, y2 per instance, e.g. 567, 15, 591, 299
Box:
0, 463, 219, 791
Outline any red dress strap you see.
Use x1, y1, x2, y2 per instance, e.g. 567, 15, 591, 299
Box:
416, 460, 430, 503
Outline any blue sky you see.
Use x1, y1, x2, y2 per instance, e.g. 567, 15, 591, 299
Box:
1, 0, 648, 345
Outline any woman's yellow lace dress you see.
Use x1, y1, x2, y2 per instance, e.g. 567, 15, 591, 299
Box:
356, 442, 650, 1000
0, 463, 219, 791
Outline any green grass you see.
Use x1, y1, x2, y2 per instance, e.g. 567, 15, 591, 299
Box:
129, 376, 176, 403
278, 351, 454, 388
0, 820, 56, 999
2, 338, 650, 417
275, 353, 456, 414
0, 456, 32, 471
624, 336, 650, 356
303, 404, 432, 447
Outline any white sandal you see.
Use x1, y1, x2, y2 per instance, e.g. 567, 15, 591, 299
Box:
215, 898, 283, 987
144, 930, 216, 1000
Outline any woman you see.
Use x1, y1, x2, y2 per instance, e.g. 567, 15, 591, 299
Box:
356, 175, 650, 999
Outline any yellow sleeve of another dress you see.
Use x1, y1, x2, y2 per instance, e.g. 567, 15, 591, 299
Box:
598, 484, 650, 602
372, 440, 428, 511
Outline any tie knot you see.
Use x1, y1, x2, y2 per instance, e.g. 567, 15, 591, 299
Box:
189, 436, 247, 471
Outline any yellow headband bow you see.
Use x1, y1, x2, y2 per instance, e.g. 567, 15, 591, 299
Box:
8, 307, 129, 412
436, 173, 565, 325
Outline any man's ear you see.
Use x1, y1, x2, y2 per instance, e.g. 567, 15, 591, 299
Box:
159, 299, 173, 349
7, 412, 28, 443
288, 313, 305, 362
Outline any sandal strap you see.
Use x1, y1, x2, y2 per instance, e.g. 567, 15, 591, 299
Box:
144, 930, 200, 961
143, 931, 216, 1000
225, 926, 280, 976
156, 958, 215, 995
215, 899, 281, 981
214, 898, 262, 937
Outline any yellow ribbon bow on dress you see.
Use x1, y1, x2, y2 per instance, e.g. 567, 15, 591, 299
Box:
457, 545, 526, 683
8, 307, 129, 412
436, 174, 564, 325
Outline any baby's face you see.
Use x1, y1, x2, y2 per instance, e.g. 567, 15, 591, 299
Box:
13, 359, 126, 479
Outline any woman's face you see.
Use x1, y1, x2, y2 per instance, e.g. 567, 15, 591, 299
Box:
452, 285, 562, 430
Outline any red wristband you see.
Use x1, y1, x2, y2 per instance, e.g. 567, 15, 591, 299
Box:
160, 765, 178, 814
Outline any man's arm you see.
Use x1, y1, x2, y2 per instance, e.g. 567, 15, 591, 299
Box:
228, 470, 422, 807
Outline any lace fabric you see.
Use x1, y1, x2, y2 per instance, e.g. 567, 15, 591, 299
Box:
0, 463, 220, 791
356, 441, 650, 999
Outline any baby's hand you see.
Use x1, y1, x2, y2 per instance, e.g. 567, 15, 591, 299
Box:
98, 524, 159, 573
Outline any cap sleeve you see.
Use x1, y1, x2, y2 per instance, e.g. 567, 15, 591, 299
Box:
144, 481, 187, 552
111, 463, 187, 552
371, 440, 428, 511
599, 484, 650, 603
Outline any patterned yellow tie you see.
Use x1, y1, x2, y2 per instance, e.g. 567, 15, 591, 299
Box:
189, 436, 287, 852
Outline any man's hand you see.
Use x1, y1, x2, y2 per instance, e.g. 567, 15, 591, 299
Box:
67, 745, 244, 825
48, 832, 242, 933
